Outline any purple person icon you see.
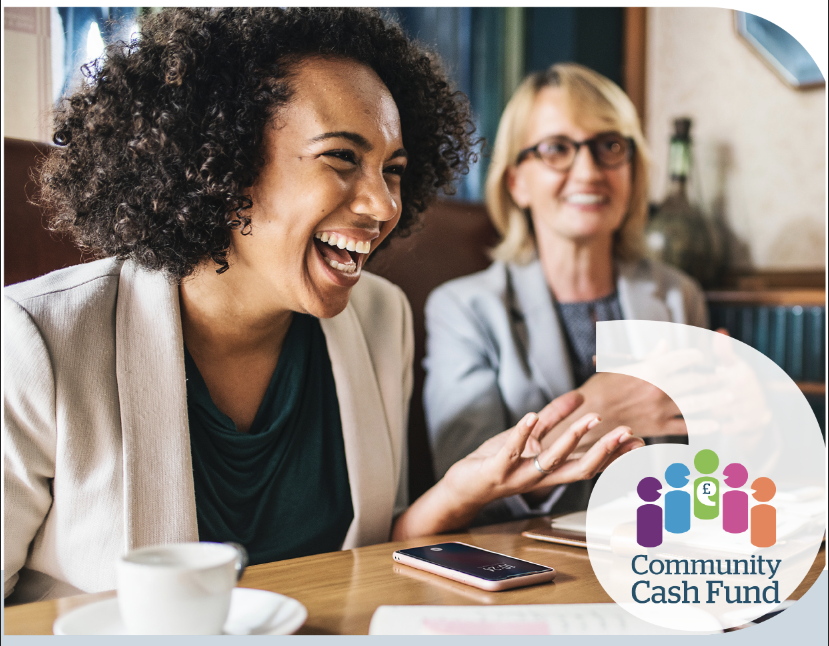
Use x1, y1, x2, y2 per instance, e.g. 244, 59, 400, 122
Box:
722, 463, 749, 534
636, 477, 663, 548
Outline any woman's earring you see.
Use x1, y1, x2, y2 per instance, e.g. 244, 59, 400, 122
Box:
53, 130, 71, 146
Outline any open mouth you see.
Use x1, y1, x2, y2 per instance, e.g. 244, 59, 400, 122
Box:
313, 232, 372, 276
565, 193, 608, 205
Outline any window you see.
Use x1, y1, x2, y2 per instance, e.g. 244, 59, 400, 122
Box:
53, 7, 140, 101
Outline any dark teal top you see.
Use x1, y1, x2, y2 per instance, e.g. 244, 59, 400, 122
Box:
184, 314, 354, 565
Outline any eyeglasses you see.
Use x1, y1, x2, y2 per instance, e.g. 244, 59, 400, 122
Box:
515, 132, 635, 171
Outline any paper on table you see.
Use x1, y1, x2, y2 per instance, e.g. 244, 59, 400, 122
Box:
369, 604, 721, 635
550, 511, 588, 532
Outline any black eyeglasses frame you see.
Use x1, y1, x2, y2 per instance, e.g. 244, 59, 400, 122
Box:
515, 132, 636, 171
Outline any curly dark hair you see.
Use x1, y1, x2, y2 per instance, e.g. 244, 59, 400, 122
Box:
40, 7, 477, 279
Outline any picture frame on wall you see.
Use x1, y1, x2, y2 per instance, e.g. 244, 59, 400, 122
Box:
734, 11, 824, 90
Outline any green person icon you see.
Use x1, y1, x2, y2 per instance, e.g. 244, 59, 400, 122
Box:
693, 449, 720, 520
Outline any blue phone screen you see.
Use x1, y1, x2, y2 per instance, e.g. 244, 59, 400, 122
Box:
396, 543, 553, 581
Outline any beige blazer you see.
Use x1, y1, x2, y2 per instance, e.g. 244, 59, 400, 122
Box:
3, 258, 412, 604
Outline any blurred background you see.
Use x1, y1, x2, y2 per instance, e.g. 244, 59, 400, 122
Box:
4, 7, 825, 497
5, 7, 825, 272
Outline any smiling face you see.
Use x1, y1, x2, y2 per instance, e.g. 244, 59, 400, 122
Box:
229, 57, 406, 318
506, 87, 632, 248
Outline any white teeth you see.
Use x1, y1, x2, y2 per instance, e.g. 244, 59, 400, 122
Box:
314, 232, 372, 255
324, 256, 358, 274
566, 193, 605, 205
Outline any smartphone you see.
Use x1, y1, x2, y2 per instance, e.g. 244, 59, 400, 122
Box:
392, 542, 556, 591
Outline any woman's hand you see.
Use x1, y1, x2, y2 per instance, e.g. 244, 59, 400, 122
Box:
441, 409, 643, 509
391, 391, 644, 540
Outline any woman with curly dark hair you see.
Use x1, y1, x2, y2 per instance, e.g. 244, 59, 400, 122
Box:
4, 8, 638, 604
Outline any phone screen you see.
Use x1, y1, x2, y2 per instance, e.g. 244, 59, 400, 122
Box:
396, 543, 553, 582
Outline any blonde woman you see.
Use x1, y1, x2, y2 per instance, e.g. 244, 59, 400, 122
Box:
424, 63, 707, 521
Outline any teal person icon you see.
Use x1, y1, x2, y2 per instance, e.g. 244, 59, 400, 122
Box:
665, 463, 691, 533
693, 449, 720, 520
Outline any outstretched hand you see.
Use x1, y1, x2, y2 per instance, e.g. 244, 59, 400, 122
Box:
442, 391, 644, 509
392, 391, 645, 541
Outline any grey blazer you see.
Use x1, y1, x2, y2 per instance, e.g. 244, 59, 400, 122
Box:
423, 257, 707, 517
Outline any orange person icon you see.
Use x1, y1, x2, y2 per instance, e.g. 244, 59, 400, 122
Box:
750, 477, 776, 548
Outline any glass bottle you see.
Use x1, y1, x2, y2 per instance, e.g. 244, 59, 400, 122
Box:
645, 118, 719, 286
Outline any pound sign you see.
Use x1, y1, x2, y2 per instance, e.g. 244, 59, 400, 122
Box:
696, 480, 718, 506
693, 450, 720, 520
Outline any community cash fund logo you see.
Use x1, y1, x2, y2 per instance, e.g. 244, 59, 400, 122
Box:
636, 449, 777, 549
633, 449, 781, 607
586, 321, 825, 632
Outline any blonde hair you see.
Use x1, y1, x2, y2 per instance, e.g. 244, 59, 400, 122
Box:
485, 63, 651, 264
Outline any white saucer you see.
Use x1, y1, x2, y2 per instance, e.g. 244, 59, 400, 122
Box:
53, 587, 307, 635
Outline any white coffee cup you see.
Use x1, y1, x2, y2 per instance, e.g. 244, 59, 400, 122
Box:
117, 541, 247, 635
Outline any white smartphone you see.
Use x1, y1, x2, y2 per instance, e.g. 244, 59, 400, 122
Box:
392, 542, 556, 591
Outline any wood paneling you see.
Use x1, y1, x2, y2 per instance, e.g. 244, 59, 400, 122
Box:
366, 200, 498, 499
723, 271, 825, 291
4, 137, 86, 286
623, 7, 647, 122
706, 289, 825, 307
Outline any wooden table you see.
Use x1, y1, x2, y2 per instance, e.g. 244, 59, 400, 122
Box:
4, 517, 825, 635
